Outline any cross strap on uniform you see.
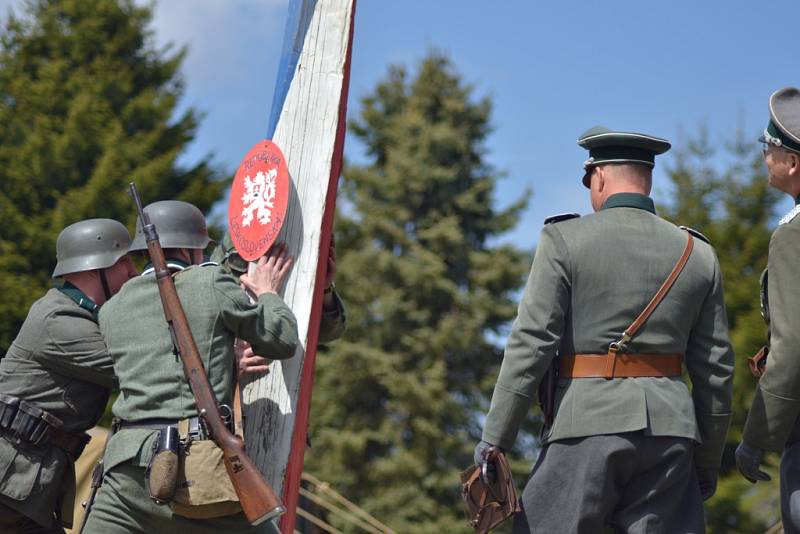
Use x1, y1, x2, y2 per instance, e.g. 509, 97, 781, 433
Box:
561, 230, 694, 379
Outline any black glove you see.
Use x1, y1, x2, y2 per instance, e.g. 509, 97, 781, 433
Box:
735, 442, 771, 483
473, 440, 499, 483
696, 467, 718, 501
474, 440, 493, 467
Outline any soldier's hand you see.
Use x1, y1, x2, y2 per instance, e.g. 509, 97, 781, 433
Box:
735, 442, 771, 483
234, 340, 271, 378
324, 235, 337, 290
474, 440, 499, 483
474, 440, 492, 467
696, 467, 718, 501
240, 242, 293, 296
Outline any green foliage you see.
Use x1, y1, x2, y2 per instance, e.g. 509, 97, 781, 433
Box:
305, 53, 531, 532
0, 0, 225, 353
658, 127, 783, 532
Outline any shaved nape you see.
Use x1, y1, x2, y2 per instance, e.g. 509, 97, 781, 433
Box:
603, 163, 652, 194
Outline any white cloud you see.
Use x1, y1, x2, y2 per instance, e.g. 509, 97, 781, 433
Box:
145, 0, 288, 87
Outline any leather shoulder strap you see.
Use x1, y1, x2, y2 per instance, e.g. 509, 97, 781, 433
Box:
613, 230, 694, 350
232, 340, 244, 438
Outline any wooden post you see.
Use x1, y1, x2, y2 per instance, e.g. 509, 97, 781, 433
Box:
238, 1, 357, 532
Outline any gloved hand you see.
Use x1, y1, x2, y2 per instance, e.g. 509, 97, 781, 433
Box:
735, 442, 771, 483
696, 467, 718, 501
474, 440, 499, 483
474, 440, 494, 467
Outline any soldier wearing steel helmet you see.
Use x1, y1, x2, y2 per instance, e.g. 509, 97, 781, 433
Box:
83, 200, 298, 534
475, 127, 734, 533
0, 219, 135, 533
737, 87, 800, 533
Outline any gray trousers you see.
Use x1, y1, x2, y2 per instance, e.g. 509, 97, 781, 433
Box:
782, 440, 800, 534
83, 463, 280, 534
513, 432, 704, 534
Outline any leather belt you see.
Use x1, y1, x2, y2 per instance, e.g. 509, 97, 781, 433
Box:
560, 353, 683, 379
119, 417, 203, 438
118, 410, 233, 440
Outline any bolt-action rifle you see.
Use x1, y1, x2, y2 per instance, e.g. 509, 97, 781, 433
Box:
128, 182, 284, 525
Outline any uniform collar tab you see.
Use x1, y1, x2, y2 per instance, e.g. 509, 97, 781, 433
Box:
600, 193, 656, 214
58, 281, 100, 317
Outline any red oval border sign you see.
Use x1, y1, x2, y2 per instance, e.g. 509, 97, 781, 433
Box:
228, 140, 289, 261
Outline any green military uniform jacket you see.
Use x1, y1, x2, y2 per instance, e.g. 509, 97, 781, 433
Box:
482, 193, 735, 469
743, 201, 800, 451
0, 287, 116, 528
214, 260, 346, 344
99, 263, 299, 474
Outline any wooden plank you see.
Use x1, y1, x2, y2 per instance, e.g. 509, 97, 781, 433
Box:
238, 1, 356, 531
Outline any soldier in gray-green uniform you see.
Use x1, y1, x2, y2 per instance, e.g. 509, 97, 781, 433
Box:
475, 127, 735, 533
0, 219, 135, 533
737, 87, 800, 533
210, 232, 346, 350
83, 201, 298, 534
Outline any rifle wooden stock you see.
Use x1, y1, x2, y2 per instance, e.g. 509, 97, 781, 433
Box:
132, 183, 284, 525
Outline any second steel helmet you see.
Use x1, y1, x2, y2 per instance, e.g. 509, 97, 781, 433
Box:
129, 200, 212, 252
52, 219, 132, 278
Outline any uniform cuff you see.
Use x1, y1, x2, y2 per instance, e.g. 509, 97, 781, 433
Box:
481, 385, 532, 450
743, 385, 800, 452
693, 412, 731, 468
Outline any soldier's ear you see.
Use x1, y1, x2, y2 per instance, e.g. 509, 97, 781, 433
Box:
789, 152, 800, 177
594, 166, 606, 192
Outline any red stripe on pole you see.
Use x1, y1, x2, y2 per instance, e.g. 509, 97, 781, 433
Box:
279, 2, 357, 532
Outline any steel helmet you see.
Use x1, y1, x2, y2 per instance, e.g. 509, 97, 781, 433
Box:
52, 219, 131, 278
129, 200, 212, 252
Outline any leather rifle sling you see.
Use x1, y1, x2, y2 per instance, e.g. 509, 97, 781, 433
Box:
604, 230, 694, 377
233, 340, 244, 438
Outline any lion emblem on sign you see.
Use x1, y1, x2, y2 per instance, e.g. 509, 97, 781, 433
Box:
241, 168, 278, 227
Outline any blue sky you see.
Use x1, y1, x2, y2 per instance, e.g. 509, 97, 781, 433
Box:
4, 0, 797, 247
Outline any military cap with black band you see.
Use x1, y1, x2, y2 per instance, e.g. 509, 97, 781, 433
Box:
759, 87, 800, 154
578, 126, 671, 188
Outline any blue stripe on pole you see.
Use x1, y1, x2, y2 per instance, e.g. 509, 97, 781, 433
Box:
266, 0, 319, 139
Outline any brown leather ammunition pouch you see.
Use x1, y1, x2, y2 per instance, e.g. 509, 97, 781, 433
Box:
748, 346, 768, 378
461, 447, 519, 533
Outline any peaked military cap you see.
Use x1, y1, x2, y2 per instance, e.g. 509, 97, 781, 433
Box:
759, 87, 800, 154
578, 126, 671, 188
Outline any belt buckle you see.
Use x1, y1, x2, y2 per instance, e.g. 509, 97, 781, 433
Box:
606, 332, 632, 379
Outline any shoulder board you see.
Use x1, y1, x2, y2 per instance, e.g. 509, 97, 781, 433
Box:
544, 213, 580, 225
779, 205, 800, 226
199, 261, 219, 267
679, 226, 710, 244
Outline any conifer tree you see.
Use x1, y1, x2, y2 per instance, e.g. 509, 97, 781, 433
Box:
305, 53, 531, 532
0, 0, 225, 352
